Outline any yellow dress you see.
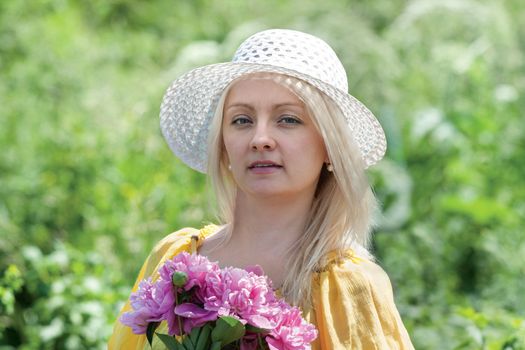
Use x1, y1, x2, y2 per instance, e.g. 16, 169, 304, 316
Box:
108, 225, 414, 350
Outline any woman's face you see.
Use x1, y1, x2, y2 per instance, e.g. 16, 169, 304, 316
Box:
222, 77, 328, 200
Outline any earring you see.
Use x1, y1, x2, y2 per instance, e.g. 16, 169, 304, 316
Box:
228, 164, 232, 171
326, 163, 333, 172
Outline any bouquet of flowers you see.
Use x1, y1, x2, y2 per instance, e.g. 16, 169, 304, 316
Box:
121, 252, 317, 350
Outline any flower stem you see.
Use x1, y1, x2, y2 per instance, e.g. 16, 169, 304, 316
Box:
175, 287, 183, 336
257, 334, 265, 349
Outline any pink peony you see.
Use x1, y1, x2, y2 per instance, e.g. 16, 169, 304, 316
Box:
159, 252, 219, 301
121, 252, 318, 348
203, 267, 278, 329
174, 303, 218, 334
119, 278, 175, 334
266, 304, 318, 350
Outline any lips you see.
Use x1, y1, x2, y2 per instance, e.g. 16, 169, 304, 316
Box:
248, 161, 282, 169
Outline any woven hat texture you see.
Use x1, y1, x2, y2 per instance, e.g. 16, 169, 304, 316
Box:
160, 29, 386, 173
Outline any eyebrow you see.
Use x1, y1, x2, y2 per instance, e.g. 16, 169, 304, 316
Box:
224, 102, 304, 111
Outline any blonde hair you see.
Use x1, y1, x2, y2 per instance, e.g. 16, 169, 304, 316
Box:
206, 73, 378, 308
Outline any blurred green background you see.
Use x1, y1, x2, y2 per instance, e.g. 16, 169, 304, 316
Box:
1, 0, 524, 349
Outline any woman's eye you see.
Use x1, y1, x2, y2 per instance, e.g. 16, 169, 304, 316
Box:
279, 115, 302, 124
231, 116, 252, 125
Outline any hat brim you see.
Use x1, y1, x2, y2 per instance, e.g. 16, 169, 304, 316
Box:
160, 62, 386, 173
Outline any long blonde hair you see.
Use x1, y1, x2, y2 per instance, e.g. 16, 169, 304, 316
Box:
206, 73, 378, 308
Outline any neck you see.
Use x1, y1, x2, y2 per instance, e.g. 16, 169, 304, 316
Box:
229, 190, 315, 255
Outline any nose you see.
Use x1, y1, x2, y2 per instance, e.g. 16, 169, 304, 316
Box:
249, 123, 276, 151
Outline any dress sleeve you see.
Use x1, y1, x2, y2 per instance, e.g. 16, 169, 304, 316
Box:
107, 228, 200, 350
307, 253, 414, 350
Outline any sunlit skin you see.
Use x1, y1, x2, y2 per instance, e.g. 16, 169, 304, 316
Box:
222, 78, 328, 201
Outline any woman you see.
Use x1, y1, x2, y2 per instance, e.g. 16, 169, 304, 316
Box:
109, 29, 414, 349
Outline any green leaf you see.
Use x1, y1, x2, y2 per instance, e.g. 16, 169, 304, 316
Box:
211, 316, 245, 346
195, 324, 212, 350
245, 324, 269, 334
189, 326, 201, 346
146, 322, 160, 346
156, 333, 184, 350
210, 342, 222, 350
182, 333, 194, 349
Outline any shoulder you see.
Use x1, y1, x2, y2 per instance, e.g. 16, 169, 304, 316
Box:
150, 227, 199, 256
144, 225, 219, 278
344, 255, 395, 296
316, 251, 395, 301
151, 224, 219, 255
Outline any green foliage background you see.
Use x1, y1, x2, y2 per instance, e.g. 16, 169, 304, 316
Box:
1, 0, 524, 349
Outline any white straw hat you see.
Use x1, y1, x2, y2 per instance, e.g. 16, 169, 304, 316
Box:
160, 29, 386, 173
